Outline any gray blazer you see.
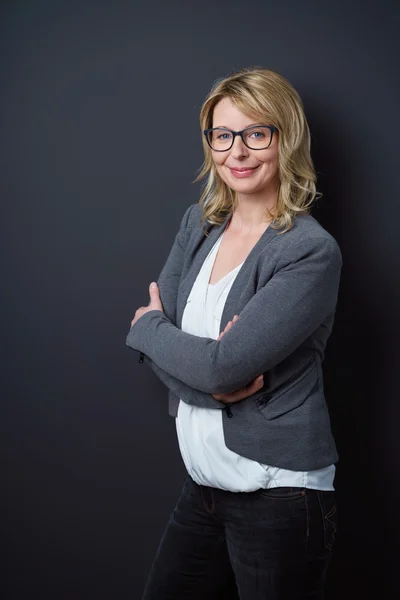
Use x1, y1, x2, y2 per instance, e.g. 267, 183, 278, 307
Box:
126, 203, 342, 470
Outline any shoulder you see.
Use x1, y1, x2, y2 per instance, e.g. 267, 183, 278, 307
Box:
277, 213, 342, 263
181, 205, 342, 266
176, 203, 201, 234
184, 202, 202, 227
284, 213, 338, 243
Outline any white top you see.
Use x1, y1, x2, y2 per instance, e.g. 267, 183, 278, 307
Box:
175, 229, 335, 492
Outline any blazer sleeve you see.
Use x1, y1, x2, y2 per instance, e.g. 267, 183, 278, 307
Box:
154, 203, 194, 324
137, 202, 226, 409
126, 234, 342, 394
143, 355, 226, 409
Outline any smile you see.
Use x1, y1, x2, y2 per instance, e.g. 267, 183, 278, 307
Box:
228, 165, 260, 178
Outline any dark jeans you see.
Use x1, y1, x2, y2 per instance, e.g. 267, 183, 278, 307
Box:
142, 475, 337, 600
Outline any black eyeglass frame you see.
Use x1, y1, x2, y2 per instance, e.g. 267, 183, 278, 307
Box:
203, 125, 278, 152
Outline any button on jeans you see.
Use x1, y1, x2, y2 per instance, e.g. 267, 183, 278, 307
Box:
142, 475, 337, 599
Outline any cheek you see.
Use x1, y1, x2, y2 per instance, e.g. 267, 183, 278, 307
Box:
260, 152, 279, 177
261, 147, 278, 165
215, 163, 230, 185
211, 152, 226, 168
212, 154, 229, 179
271, 145, 279, 165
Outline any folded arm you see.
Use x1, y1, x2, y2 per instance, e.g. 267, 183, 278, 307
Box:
154, 203, 195, 324
126, 235, 342, 394
143, 355, 226, 409
133, 202, 228, 408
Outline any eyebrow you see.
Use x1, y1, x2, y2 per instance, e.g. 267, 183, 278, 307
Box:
212, 122, 268, 129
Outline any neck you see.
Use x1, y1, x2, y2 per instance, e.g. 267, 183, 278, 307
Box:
230, 187, 277, 232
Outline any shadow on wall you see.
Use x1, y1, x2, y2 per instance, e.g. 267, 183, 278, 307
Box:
307, 103, 391, 598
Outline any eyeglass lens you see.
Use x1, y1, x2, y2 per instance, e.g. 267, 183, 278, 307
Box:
207, 126, 272, 150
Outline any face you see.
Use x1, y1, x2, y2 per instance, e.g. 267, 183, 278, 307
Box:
210, 97, 279, 198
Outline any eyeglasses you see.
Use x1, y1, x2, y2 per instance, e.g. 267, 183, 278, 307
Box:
203, 125, 277, 152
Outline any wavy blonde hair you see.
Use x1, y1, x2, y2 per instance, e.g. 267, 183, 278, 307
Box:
195, 67, 321, 234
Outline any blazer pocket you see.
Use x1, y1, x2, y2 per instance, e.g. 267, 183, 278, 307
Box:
256, 358, 318, 421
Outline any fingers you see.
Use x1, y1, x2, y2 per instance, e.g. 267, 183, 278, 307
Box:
252, 374, 264, 390
243, 374, 264, 396
212, 374, 264, 403
224, 314, 239, 332
217, 314, 239, 341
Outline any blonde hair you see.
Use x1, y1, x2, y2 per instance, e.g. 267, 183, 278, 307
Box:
195, 67, 321, 234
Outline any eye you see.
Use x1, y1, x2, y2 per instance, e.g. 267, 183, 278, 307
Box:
249, 130, 265, 139
216, 132, 232, 140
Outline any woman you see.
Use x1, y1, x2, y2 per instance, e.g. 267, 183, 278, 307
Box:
126, 67, 342, 600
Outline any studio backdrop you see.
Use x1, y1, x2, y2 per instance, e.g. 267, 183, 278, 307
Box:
2, 1, 399, 598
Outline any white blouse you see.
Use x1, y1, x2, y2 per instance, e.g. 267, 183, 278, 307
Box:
175, 229, 335, 492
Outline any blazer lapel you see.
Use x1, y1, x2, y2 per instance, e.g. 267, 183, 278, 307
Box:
176, 214, 278, 333
176, 215, 230, 329
220, 224, 277, 331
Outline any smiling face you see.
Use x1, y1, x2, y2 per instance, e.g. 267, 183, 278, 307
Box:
211, 97, 280, 200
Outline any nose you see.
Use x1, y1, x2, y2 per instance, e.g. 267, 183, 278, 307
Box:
229, 134, 249, 159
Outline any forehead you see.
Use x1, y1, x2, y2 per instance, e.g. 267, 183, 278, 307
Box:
212, 97, 261, 128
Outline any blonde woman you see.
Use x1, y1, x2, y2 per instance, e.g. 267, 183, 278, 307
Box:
127, 67, 342, 600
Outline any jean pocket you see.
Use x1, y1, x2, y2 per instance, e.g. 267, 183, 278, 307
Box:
259, 486, 306, 500
317, 490, 337, 551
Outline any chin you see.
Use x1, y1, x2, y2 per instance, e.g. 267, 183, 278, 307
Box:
230, 182, 260, 194
226, 175, 267, 193
228, 173, 278, 195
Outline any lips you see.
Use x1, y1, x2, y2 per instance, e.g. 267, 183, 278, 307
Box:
229, 165, 260, 178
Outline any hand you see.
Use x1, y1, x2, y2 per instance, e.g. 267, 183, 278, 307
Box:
130, 282, 164, 328
212, 315, 264, 403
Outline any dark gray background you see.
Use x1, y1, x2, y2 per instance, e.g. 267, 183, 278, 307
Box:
2, 0, 399, 598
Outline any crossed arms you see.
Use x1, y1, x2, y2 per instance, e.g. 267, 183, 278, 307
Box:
126, 204, 342, 401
